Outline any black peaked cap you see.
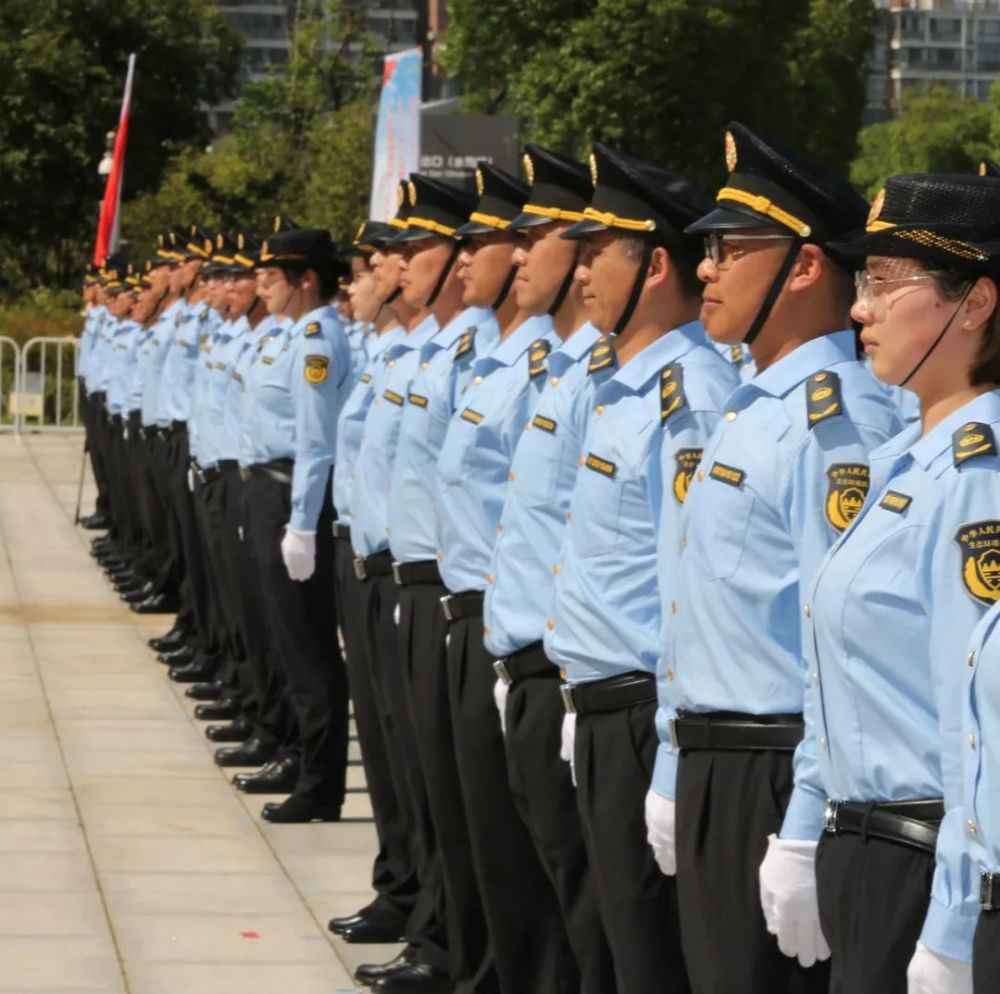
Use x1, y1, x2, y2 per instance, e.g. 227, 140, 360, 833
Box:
454, 162, 531, 237
508, 144, 592, 230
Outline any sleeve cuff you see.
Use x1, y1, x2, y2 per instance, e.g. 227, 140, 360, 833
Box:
779, 783, 827, 841
920, 895, 977, 965
651, 743, 678, 802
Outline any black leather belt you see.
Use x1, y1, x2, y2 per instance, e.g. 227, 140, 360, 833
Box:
670, 711, 804, 752
560, 672, 656, 717
240, 458, 294, 486
218, 459, 238, 472
440, 590, 484, 622
393, 560, 442, 585
353, 549, 393, 581
824, 799, 944, 857
332, 521, 351, 540
170, 419, 187, 433
110, 413, 122, 427
139, 425, 160, 441
981, 872, 1000, 911
493, 641, 558, 686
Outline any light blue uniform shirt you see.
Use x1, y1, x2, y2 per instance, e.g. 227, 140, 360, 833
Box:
234, 315, 286, 467
388, 307, 496, 563
80, 305, 108, 391
191, 317, 235, 467
89, 313, 118, 395
105, 319, 142, 415
546, 322, 736, 687
140, 299, 185, 427
436, 315, 554, 593
125, 325, 154, 415
666, 330, 902, 834
483, 322, 607, 658
203, 316, 249, 462
158, 304, 218, 426
351, 315, 439, 557
222, 315, 278, 464
801, 390, 1000, 961
331, 326, 406, 521
243, 305, 351, 531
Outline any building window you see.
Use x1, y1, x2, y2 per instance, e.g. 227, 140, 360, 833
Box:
928, 17, 961, 42
980, 42, 1000, 72
980, 18, 1000, 39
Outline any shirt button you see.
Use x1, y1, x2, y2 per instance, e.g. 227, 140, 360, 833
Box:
804, 604, 811, 618
436, 551, 443, 561
420, 361, 429, 369
474, 375, 483, 384
813, 671, 819, 684
553, 563, 561, 574
595, 404, 605, 416
524, 420, 531, 429
682, 535, 689, 547
671, 601, 677, 614
818, 736, 826, 750
550, 376, 560, 386
970, 733, 977, 750
497, 522, 504, 532
696, 470, 705, 482
666, 668, 674, 681
508, 471, 516, 482
546, 618, 556, 631
968, 818, 979, 835
578, 456, 585, 467
486, 573, 494, 584
969, 651, 977, 667
724, 411, 737, 421
388, 360, 395, 367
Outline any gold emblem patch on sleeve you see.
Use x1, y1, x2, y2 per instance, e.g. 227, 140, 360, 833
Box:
673, 448, 703, 504
304, 354, 330, 384
956, 521, 1000, 606
953, 422, 997, 465
825, 463, 870, 532
304, 321, 320, 337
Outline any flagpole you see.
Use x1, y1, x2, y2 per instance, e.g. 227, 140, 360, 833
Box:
93, 53, 136, 264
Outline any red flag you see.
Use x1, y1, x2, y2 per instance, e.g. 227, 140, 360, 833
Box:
93, 54, 136, 265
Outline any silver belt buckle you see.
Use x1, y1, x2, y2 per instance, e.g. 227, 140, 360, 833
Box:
668, 716, 679, 750
440, 595, 455, 622
982, 872, 996, 910
493, 660, 512, 686
824, 799, 840, 834
559, 683, 576, 715
392, 562, 402, 585
352, 558, 366, 581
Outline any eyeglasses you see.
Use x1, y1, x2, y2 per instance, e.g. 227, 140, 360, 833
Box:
853, 270, 937, 311
703, 233, 794, 269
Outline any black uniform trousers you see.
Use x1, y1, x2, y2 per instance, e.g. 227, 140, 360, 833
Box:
397, 579, 493, 994
132, 423, 179, 598
816, 831, 934, 994
676, 749, 831, 994
365, 572, 449, 973
332, 535, 418, 920
974, 908, 1000, 992
242, 471, 347, 803
82, 389, 111, 517
504, 673, 617, 994
446, 613, 576, 994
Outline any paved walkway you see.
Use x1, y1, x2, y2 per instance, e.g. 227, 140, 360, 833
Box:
0, 433, 395, 994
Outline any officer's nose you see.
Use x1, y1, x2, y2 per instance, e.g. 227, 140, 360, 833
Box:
696, 256, 718, 284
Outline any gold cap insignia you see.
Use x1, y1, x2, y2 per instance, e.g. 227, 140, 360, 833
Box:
868, 188, 886, 229
980, 162, 988, 177
397, 184, 405, 208
273, 215, 281, 233
157, 233, 164, 247
237, 233, 245, 250
589, 153, 598, 187
407, 180, 417, 206
355, 222, 365, 242
523, 153, 535, 185
216, 233, 224, 249
475, 169, 485, 197
724, 131, 738, 173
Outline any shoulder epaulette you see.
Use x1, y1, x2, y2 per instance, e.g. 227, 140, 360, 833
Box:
454, 327, 476, 360
660, 363, 687, 424
528, 338, 551, 379
304, 321, 320, 337
953, 422, 998, 466
806, 370, 843, 428
588, 334, 615, 375
729, 345, 744, 365
200, 306, 209, 320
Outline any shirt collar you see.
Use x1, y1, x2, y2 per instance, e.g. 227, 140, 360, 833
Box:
549, 322, 602, 374
740, 329, 857, 404
372, 325, 406, 360
613, 320, 708, 391
903, 389, 1000, 470
288, 304, 336, 341
480, 314, 553, 369
388, 314, 439, 357
432, 306, 493, 351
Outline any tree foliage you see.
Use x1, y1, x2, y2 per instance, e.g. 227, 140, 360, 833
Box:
850, 85, 992, 198
0, 0, 240, 294
440, 0, 877, 190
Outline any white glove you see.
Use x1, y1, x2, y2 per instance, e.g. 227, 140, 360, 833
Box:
560, 711, 577, 787
758, 834, 830, 968
493, 678, 509, 736
645, 789, 677, 876
281, 527, 316, 582
187, 467, 196, 492
907, 942, 973, 994
393, 601, 400, 625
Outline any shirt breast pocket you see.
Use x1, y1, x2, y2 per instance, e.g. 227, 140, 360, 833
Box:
522, 423, 566, 509
698, 477, 756, 580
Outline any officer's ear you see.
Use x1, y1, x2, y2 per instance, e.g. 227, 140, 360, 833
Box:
645, 245, 672, 290
787, 243, 824, 293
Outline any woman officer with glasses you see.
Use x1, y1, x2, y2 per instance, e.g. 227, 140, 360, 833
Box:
788, 172, 1000, 994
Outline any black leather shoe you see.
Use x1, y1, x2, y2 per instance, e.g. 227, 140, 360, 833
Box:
157, 645, 194, 666
215, 736, 278, 768
148, 627, 188, 652
371, 964, 451, 993
112, 573, 141, 591
193, 701, 238, 721
184, 681, 226, 701
132, 593, 179, 614
260, 794, 341, 824
354, 948, 416, 986
205, 719, 251, 743
81, 512, 110, 530
168, 659, 217, 683
233, 756, 298, 793
340, 914, 408, 944
328, 902, 401, 935
121, 586, 153, 604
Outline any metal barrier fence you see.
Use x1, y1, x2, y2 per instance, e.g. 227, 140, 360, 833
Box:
15, 336, 82, 433
0, 337, 19, 432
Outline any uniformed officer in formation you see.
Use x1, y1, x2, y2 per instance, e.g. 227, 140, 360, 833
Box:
78, 120, 1000, 994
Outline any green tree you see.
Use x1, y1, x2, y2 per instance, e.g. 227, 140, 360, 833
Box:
441, 0, 876, 188
0, 0, 240, 294
851, 85, 991, 198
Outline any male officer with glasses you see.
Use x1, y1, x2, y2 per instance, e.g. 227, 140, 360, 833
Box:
653, 122, 901, 994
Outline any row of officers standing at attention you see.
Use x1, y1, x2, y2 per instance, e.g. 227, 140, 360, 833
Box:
74, 120, 1000, 994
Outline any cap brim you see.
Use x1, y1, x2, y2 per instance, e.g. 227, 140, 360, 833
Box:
387, 227, 441, 245
506, 212, 555, 232
684, 204, 779, 235
560, 218, 609, 240
454, 219, 504, 237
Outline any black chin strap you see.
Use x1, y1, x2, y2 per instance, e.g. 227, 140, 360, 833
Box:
427, 241, 463, 308
492, 264, 518, 311
743, 240, 802, 347
548, 247, 580, 318
898, 283, 973, 388
613, 242, 655, 336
